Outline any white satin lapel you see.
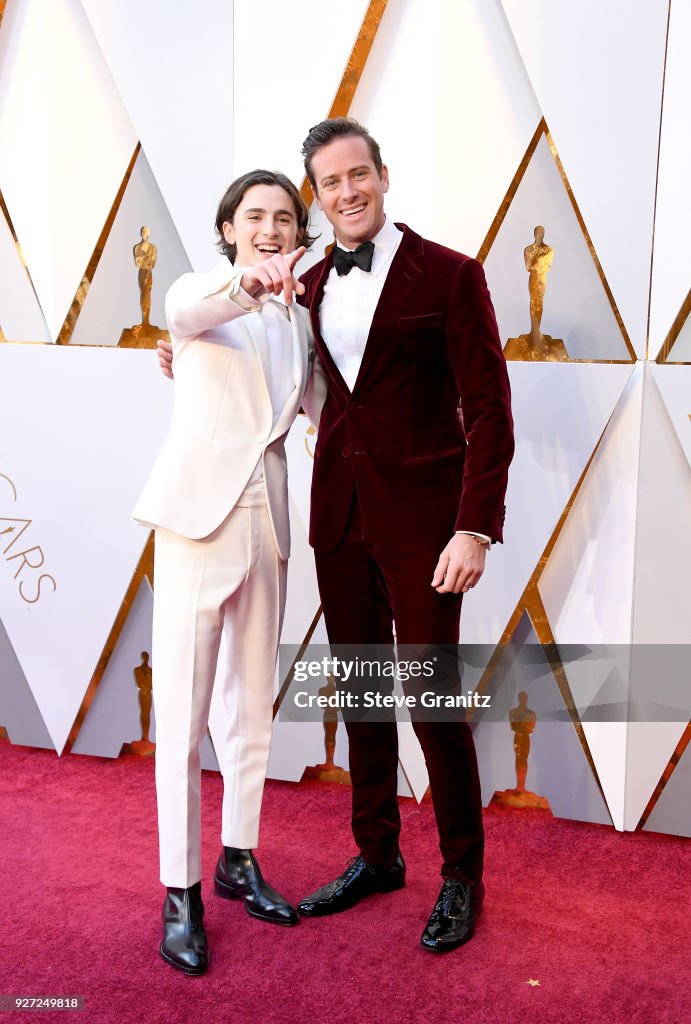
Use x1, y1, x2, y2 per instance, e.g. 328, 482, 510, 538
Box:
267, 304, 309, 442
288, 303, 309, 393
244, 310, 274, 430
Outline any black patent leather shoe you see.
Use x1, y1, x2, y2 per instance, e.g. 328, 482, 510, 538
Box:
420, 878, 484, 953
214, 847, 298, 926
298, 853, 405, 917
160, 881, 209, 975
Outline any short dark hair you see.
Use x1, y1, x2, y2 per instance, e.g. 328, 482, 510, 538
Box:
215, 169, 316, 261
302, 118, 383, 192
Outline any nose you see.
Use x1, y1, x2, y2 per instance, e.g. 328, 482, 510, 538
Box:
262, 217, 280, 238
340, 177, 358, 203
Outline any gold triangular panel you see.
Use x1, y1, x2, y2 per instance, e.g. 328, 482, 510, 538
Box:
482, 127, 634, 362
71, 575, 155, 759
69, 147, 190, 348
473, 612, 612, 826
63, 533, 153, 754
0, 615, 54, 750
0, 191, 50, 343
641, 723, 691, 838
500, 0, 667, 358
650, 364, 691, 469
656, 290, 691, 363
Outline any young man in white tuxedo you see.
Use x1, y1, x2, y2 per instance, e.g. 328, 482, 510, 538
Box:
133, 170, 320, 975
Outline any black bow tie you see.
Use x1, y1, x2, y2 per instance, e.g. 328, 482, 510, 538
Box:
333, 240, 375, 277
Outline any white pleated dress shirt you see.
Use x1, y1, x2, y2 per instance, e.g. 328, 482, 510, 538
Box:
319, 217, 403, 391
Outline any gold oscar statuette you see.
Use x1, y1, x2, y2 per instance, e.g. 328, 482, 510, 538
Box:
491, 691, 551, 810
124, 651, 156, 756
504, 226, 569, 362
302, 676, 351, 784
119, 227, 170, 348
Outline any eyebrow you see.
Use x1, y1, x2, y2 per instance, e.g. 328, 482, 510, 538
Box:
243, 207, 295, 216
319, 165, 370, 183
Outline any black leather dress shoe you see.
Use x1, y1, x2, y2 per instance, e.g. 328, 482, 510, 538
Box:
420, 878, 484, 953
298, 853, 405, 917
160, 881, 209, 975
214, 847, 298, 926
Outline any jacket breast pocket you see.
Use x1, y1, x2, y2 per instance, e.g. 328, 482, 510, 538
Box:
403, 446, 463, 465
397, 312, 444, 330
170, 429, 217, 451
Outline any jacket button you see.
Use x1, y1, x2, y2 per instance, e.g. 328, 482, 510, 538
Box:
342, 446, 351, 458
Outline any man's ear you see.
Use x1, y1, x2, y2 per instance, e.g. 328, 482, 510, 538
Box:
380, 164, 390, 194
313, 186, 323, 212
222, 220, 235, 245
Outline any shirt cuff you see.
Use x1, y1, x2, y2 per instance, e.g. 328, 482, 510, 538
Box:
228, 270, 264, 311
456, 530, 491, 547
201, 265, 263, 310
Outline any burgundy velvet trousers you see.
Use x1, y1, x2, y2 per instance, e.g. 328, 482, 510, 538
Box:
314, 498, 484, 883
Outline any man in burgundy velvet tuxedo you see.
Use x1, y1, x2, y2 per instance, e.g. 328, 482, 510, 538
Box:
296, 118, 514, 953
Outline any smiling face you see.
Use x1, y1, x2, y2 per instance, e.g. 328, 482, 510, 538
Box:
222, 183, 301, 266
310, 134, 389, 249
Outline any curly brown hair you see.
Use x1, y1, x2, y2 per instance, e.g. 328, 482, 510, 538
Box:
215, 169, 317, 261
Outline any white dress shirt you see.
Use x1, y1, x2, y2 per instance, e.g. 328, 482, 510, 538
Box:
319, 217, 403, 391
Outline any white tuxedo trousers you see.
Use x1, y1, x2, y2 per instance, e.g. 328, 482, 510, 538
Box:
152, 499, 286, 888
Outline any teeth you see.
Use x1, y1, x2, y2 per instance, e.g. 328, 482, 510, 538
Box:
257, 245, 279, 252
342, 205, 365, 217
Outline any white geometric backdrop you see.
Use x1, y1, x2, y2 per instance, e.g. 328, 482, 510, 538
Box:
0, 0, 689, 837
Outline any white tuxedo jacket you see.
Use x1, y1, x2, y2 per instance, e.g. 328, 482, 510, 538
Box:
132, 259, 315, 559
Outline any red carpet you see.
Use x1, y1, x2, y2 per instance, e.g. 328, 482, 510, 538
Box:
2, 741, 690, 1024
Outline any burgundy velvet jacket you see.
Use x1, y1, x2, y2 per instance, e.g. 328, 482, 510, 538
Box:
299, 224, 514, 556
